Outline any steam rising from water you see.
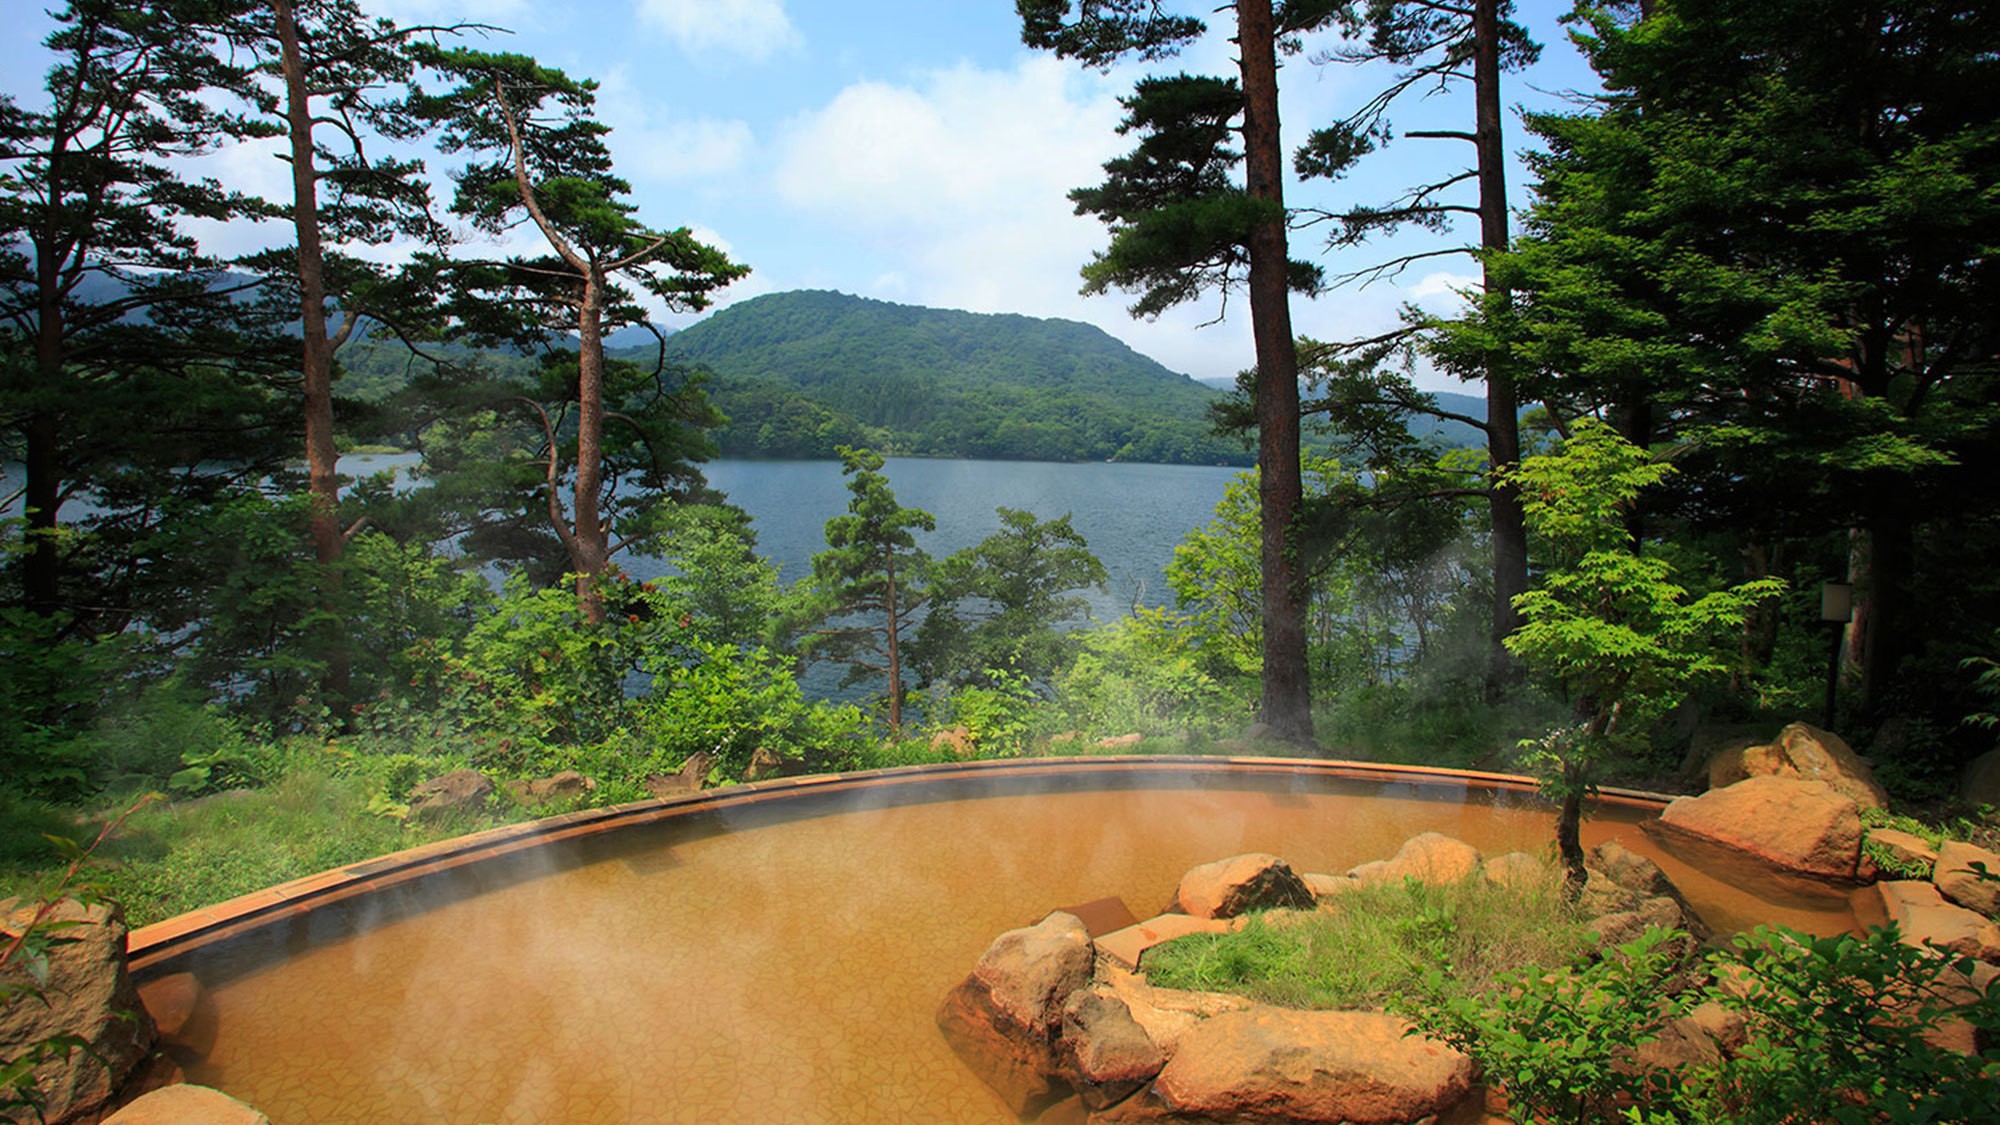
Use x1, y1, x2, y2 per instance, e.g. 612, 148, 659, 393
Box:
181, 772, 1853, 1121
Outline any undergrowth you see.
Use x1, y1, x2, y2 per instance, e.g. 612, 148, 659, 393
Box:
1144, 866, 1592, 1009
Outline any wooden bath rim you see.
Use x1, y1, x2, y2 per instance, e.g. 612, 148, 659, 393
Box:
125, 755, 1676, 977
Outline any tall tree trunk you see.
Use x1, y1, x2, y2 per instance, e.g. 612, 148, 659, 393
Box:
23, 240, 69, 619
1846, 510, 1908, 716
1237, 0, 1313, 747
886, 551, 903, 730
571, 270, 609, 622
1475, 0, 1527, 693
276, 0, 350, 702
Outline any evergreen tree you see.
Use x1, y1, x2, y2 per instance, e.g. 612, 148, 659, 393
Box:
796, 447, 935, 730
409, 46, 747, 620
234, 0, 468, 700
1292, 0, 1542, 690
1477, 0, 2000, 714
0, 0, 282, 623
1019, 0, 1338, 746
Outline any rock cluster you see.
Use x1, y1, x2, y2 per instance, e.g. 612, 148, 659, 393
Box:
0, 900, 158, 1124
938, 838, 1700, 1123
1670, 720, 2000, 960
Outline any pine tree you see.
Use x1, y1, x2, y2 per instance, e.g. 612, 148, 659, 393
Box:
409, 46, 747, 621
1019, 0, 1338, 746
797, 447, 936, 730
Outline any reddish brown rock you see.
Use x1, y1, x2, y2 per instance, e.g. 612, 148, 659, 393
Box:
1657, 777, 1862, 879
1302, 872, 1360, 900
103, 1083, 269, 1124
1631, 1013, 1722, 1073
1174, 854, 1314, 920
1687, 1000, 1748, 1054
1865, 828, 1940, 879
930, 726, 975, 757
1872, 880, 2000, 962
1091, 969, 1253, 1056
1143, 1008, 1474, 1124
136, 972, 217, 1062
1058, 991, 1164, 1110
1481, 851, 1552, 891
0, 899, 157, 1124
1587, 896, 1687, 949
644, 751, 713, 798
1934, 841, 2000, 920
1589, 842, 1710, 941
1707, 723, 1887, 810
936, 911, 1095, 1116
407, 768, 493, 818
1591, 841, 1673, 898
505, 769, 596, 806
1348, 833, 1483, 887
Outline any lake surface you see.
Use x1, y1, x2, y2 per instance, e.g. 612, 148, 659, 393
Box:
341, 454, 1244, 621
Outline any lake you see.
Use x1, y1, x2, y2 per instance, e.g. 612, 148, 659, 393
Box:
342, 454, 1245, 622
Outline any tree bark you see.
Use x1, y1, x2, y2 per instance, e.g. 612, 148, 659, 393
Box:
276, 0, 350, 701
1475, 0, 1528, 694
886, 550, 903, 730
25, 260, 64, 617
571, 269, 610, 622
1237, 0, 1314, 747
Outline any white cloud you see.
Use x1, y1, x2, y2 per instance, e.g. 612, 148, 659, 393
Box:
638, 0, 800, 61
771, 57, 1189, 347
594, 69, 755, 184
1408, 270, 1480, 303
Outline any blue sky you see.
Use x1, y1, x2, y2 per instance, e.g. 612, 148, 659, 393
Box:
5, 1, 1603, 390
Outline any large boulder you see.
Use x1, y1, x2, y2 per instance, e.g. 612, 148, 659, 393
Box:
1126, 1008, 1474, 1124
1174, 854, 1314, 920
1588, 841, 1710, 942
407, 769, 493, 819
1934, 841, 2000, 920
936, 911, 1096, 1116
1707, 723, 1887, 810
1348, 833, 1483, 887
0, 899, 157, 1124
1656, 777, 1863, 880
1057, 991, 1163, 1111
103, 1084, 269, 1124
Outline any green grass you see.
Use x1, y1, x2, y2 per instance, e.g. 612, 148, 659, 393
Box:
1143, 869, 1594, 1010
0, 769, 506, 926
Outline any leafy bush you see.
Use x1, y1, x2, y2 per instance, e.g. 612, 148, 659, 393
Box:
1049, 610, 1252, 737
1403, 925, 1688, 1124
1405, 923, 2000, 1125
933, 672, 1041, 756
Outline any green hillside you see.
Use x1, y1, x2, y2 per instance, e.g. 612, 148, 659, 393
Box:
645, 290, 1252, 465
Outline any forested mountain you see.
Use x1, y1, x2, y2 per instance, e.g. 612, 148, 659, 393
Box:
637, 290, 1254, 464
